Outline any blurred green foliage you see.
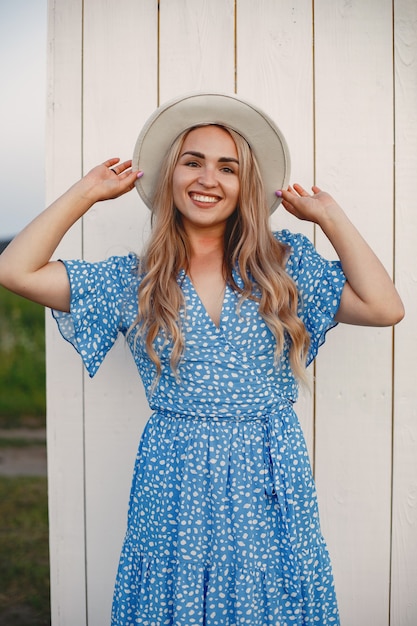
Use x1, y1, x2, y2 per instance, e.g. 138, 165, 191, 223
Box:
0, 477, 50, 625
0, 287, 46, 427
0, 277, 50, 625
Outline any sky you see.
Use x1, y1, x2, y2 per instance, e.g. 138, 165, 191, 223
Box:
0, 0, 47, 241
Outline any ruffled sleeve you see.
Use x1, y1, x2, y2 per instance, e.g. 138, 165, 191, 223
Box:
51, 253, 139, 377
275, 230, 347, 365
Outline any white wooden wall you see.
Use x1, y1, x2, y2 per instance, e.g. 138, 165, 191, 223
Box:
45, 1, 417, 624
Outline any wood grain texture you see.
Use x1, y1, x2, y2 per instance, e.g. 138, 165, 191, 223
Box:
236, 0, 316, 458
45, 1, 86, 625
313, 1, 394, 624
159, 0, 235, 100
391, 0, 417, 623
81, 1, 158, 624
45, 1, 416, 623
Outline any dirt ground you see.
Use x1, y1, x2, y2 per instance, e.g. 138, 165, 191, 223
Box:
0, 429, 47, 476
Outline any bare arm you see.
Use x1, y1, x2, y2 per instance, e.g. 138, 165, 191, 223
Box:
279, 184, 405, 326
0, 159, 141, 312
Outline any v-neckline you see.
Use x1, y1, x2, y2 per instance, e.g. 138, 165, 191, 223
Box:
184, 273, 227, 330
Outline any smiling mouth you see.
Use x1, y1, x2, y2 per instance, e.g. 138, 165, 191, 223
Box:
189, 192, 220, 204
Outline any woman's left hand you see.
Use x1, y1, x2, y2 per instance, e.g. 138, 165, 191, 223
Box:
278, 184, 339, 226
277, 183, 404, 327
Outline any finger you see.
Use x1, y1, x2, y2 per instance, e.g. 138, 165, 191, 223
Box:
120, 170, 143, 187
116, 159, 133, 173
118, 168, 143, 183
103, 157, 120, 169
106, 160, 135, 179
292, 183, 309, 196
281, 200, 297, 216
311, 185, 322, 194
276, 186, 297, 198
117, 170, 144, 195
109, 159, 133, 176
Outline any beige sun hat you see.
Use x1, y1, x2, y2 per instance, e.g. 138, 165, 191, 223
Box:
132, 92, 291, 214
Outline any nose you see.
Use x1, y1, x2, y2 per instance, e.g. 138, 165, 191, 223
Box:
197, 166, 217, 188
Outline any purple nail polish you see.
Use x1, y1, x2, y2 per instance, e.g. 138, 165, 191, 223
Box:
275, 190, 283, 197
137, 171, 144, 179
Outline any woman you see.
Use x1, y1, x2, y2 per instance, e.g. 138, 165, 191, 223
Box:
0, 94, 404, 625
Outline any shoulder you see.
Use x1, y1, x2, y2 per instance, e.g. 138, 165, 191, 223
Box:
102, 253, 140, 286
272, 229, 315, 268
272, 229, 343, 289
63, 252, 140, 290
273, 229, 313, 249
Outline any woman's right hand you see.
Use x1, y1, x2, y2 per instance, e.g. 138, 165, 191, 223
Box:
78, 158, 142, 204
0, 159, 142, 312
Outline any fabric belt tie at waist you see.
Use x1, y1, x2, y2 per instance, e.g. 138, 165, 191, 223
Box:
155, 395, 296, 422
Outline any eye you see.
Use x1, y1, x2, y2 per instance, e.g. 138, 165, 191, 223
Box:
184, 160, 200, 168
220, 166, 236, 174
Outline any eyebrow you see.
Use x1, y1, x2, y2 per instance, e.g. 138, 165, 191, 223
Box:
180, 150, 239, 165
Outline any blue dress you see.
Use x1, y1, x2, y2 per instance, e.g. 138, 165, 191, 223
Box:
53, 230, 346, 626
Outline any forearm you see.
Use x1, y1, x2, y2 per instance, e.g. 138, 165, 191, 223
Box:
318, 205, 404, 325
0, 159, 139, 309
0, 180, 94, 291
280, 184, 404, 326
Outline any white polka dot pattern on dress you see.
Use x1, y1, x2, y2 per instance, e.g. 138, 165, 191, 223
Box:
52, 230, 346, 625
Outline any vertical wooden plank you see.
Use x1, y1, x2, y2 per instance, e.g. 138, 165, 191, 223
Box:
237, 0, 316, 456
46, 3, 417, 625
237, 0, 314, 229
391, 0, 417, 623
46, 0, 86, 624
82, 1, 158, 624
314, 1, 394, 624
159, 0, 235, 101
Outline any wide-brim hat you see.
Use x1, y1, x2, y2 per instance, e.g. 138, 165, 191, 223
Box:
132, 92, 291, 214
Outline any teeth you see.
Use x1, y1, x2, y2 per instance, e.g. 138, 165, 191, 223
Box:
191, 193, 218, 203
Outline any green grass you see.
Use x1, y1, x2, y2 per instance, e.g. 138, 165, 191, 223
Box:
0, 438, 46, 448
0, 477, 50, 625
0, 283, 49, 622
0, 286, 46, 428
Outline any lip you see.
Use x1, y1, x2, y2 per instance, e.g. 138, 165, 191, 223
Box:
188, 191, 222, 207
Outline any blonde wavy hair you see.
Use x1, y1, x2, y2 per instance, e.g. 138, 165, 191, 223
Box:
133, 124, 310, 381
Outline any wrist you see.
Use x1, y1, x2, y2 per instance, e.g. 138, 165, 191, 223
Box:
316, 202, 349, 234
67, 178, 99, 210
